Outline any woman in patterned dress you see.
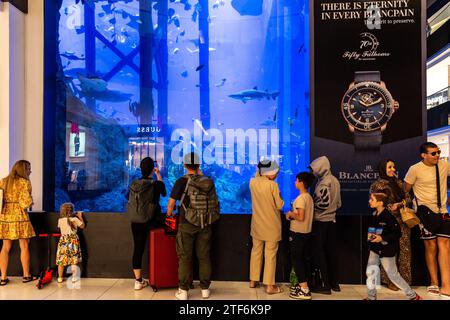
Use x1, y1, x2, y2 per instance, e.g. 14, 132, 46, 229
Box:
0, 160, 36, 285
369, 159, 412, 291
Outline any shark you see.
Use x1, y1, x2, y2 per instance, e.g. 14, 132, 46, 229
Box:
77, 73, 108, 92
228, 87, 279, 103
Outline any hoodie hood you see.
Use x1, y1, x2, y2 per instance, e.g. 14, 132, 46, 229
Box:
310, 156, 331, 178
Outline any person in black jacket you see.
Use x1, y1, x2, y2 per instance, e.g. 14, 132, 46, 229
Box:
129, 157, 167, 290
365, 193, 421, 300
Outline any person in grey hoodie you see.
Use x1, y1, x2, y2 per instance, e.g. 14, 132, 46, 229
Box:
309, 156, 341, 294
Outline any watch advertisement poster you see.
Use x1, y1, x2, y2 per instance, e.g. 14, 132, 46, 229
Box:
310, 0, 426, 214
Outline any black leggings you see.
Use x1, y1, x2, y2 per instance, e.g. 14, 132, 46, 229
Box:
131, 222, 152, 270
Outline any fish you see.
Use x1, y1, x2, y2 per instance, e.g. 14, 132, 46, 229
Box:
215, 78, 226, 87
298, 43, 305, 53
186, 47, 216, 53
290, 132, 301, 139
217, 122, 225, 126
168, 8, 176, 18
101, 4, 113, 15
181, 71, 189, 78
192, 10, 198, 22
127, 15, 143, 30
75, 26, 85, 35
288, 117, 296, 126
79, 89, 133, 103
228, 87, 279, 103
172, 48, 180, 54
173, 0, 192, 10
180, 30, 186, 37
77, 73, 108, 93
169, 15, 180, 28
196, 65, 205, 71
188, 38, 200, 47
213, 0, 226, 9
260, 119, 276, 127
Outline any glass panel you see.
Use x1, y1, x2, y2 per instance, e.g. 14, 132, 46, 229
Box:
52, 0, 310, 213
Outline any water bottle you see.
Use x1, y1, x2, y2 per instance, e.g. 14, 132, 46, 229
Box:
290, 268, 299, 287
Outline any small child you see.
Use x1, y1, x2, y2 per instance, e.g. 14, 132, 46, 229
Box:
365, 193, 421, 300
285, 172, 315, 300
56, 202, 85, 283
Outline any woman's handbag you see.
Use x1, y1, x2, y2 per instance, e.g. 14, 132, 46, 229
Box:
400, 200, 420, 228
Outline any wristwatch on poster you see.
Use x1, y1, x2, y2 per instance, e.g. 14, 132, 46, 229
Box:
341, 71, 399, 151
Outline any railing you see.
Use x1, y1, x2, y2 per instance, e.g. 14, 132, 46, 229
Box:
427, 86, 450, 109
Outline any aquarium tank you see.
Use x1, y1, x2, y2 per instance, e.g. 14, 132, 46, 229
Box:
48, 0, 310, 213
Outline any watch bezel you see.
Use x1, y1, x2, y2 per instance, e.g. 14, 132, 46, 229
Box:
341, 82, 395, 132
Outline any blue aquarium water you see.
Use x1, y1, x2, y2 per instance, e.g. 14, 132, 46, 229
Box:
53, 0, 309, 213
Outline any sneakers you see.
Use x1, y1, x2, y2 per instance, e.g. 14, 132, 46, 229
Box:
331, 283, 341, 292
134, 279, 148, 290
289, 286, 312, 300
201, 288, 210, 299
175, 288, 188, 300
311, 285, 332, 295
290, 284, 299, 294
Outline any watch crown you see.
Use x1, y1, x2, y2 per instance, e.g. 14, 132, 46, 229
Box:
393, 101, 399, 109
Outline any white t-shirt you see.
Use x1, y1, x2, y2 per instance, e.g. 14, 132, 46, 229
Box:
290, 193, 314, 234
58, 217, 83, 236
404, 160, 450, 213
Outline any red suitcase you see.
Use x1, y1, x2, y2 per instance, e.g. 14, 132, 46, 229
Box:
149, 228, 179, 292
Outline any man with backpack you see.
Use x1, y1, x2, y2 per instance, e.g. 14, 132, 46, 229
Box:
166, 152, 220, 300
127, 157, 167, 290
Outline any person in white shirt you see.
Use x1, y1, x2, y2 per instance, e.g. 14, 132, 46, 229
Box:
56, 203, 85, 284
285, 172, 315, 300
404, 142, 450, 299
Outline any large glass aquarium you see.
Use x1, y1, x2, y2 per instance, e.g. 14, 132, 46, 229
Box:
49, 0, 309, 213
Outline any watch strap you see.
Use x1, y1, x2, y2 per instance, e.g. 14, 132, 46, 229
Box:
354, 71, 381, 83
354, 130, 382, 151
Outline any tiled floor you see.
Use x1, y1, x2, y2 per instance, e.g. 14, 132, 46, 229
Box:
0, 277, 446, 300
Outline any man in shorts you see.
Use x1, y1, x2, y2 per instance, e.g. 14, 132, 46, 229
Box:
404, 142, 450, 299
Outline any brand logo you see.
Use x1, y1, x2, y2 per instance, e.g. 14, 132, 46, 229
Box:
342, 33, 390, 61
170, 121, 280, 165
339, 165, 379, 183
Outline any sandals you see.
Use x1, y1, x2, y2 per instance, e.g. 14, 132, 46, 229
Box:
0, 278, 9, 286
22, 276, 37, 283
249, 281, 260, 288
265, 286, 283, 295
427, 285, 440, 296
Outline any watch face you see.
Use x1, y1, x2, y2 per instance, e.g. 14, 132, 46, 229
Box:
341, 82, 395, 132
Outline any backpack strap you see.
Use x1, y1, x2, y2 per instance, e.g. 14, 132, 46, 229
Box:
179, 176, 193, 212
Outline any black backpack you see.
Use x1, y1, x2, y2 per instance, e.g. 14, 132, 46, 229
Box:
180, 175, 220, 229
127, 179, 157, 223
